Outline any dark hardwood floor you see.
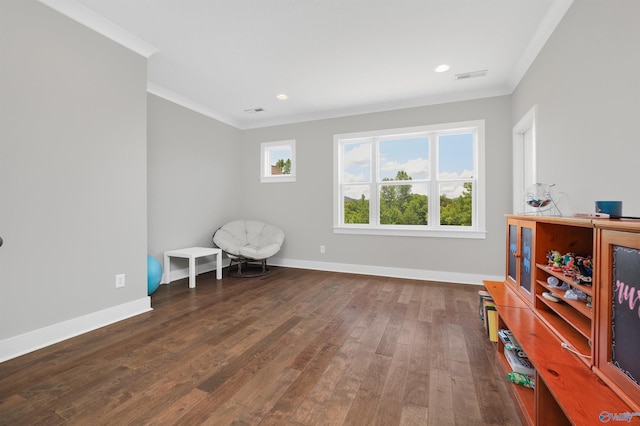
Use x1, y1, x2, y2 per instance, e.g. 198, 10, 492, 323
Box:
0, 267, 521, 425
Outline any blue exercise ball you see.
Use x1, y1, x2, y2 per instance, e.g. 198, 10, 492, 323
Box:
147, 255, 162, 295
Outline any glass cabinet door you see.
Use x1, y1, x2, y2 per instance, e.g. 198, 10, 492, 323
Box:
505, 218, 534, 304
508, 224, 518, 283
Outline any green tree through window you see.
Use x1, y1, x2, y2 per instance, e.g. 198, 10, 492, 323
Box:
274, 158, 291, 174
344, 194, 369, 224
440, 182, 472, 226
344, 172, 472, 226
380, 170, 428, 225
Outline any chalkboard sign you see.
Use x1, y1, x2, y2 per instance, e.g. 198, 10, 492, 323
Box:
611, 245, 640, 386
595, 229, 640, 411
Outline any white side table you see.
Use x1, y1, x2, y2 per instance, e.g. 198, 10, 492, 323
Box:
163, 247, 222, 288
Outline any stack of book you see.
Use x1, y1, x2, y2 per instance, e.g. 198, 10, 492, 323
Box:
479, 290, 498, 342
498, 329, 535, 388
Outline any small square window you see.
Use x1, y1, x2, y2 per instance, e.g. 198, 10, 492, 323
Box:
261, 140, 296, 183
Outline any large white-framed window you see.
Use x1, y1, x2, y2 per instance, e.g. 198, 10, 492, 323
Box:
261, 140, 296, 183
333, 120, 485, 238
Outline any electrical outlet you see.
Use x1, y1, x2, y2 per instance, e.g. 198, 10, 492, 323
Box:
320, 245, 325, 254
115, 274, 126, 288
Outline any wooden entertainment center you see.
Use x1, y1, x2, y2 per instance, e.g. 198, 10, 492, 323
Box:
484, 216, 640, 425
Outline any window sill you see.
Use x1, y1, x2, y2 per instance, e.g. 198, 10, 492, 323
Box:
333, 226, 487, 239
260, 176, 296, 183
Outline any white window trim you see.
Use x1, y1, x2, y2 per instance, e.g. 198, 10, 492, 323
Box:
513, 105, 537, 214
260, 139, 296, 183
333, 120, 486, 239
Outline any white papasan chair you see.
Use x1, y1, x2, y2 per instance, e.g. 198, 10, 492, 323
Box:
213, 220, 285, 277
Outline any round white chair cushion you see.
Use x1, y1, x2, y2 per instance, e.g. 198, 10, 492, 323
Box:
213, 220, 284, 260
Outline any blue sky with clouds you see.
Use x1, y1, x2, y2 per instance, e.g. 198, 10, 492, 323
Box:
342, 132, 473, 199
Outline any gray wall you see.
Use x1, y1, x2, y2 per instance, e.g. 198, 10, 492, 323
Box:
147, 94, 242, 268
241, 96, 512, 278
512, 0, 640, 216
0, 0, 148, 340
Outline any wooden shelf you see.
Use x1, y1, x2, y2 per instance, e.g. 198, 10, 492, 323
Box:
536, 360, 635, 425
592, 217, 640, 232
536, 263, 593, 297
535, 295, 591, 345
529, 221, 594, 364
507, 215, 592, 227
536, 279, 593, 319
495, 349, 534, 426
494, 304, 584, 368
482, 280, 529, 308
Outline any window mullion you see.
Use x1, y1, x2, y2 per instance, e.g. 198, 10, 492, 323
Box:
371, 138, 379, 225
430, 132, 439, 228
338, 142, 344, 225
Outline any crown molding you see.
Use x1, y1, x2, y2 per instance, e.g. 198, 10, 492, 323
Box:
38, 0, 159, 58
147, 82, 243, 129
507, 0, 574, 91
241, 85, 511, 129
150, 83, 510, 130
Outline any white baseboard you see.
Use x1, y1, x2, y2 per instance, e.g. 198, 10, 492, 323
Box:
269, 257, 502, 285
0, 297, 152, 363
161, 256, 496, 286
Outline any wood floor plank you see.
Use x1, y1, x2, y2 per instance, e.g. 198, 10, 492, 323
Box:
373, 342, 412, 426
428, 309, 451, 371
427, 368, 455, 426
294, 314, 376, 424
397, 299, 420, 346
0, 268, 521, 425
418, 283, 445, 323
197, 315, 304, 393
230, 319, 328, 412
260, 343, 341, 425
397, 282, 415, 305
314, 374, 360, 426
288, 356, 351, 425
447, 324, 483, 423
376, 302, 408, 356
403, 320, 431, 407
335, 312, 391, 384
144, 387, 210, 425
342, 353, 393, 426
400, 403, 428, 425
202, 367, 300, 425
53, 363, 153, 420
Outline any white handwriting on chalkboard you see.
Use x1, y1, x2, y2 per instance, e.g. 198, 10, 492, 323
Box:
615, 280, 640, 319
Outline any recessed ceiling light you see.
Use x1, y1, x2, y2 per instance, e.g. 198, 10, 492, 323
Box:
276, 94, 288, 100
435, 64, 450, 73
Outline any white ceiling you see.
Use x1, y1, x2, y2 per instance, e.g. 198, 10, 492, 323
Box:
42, 0, 573, 129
